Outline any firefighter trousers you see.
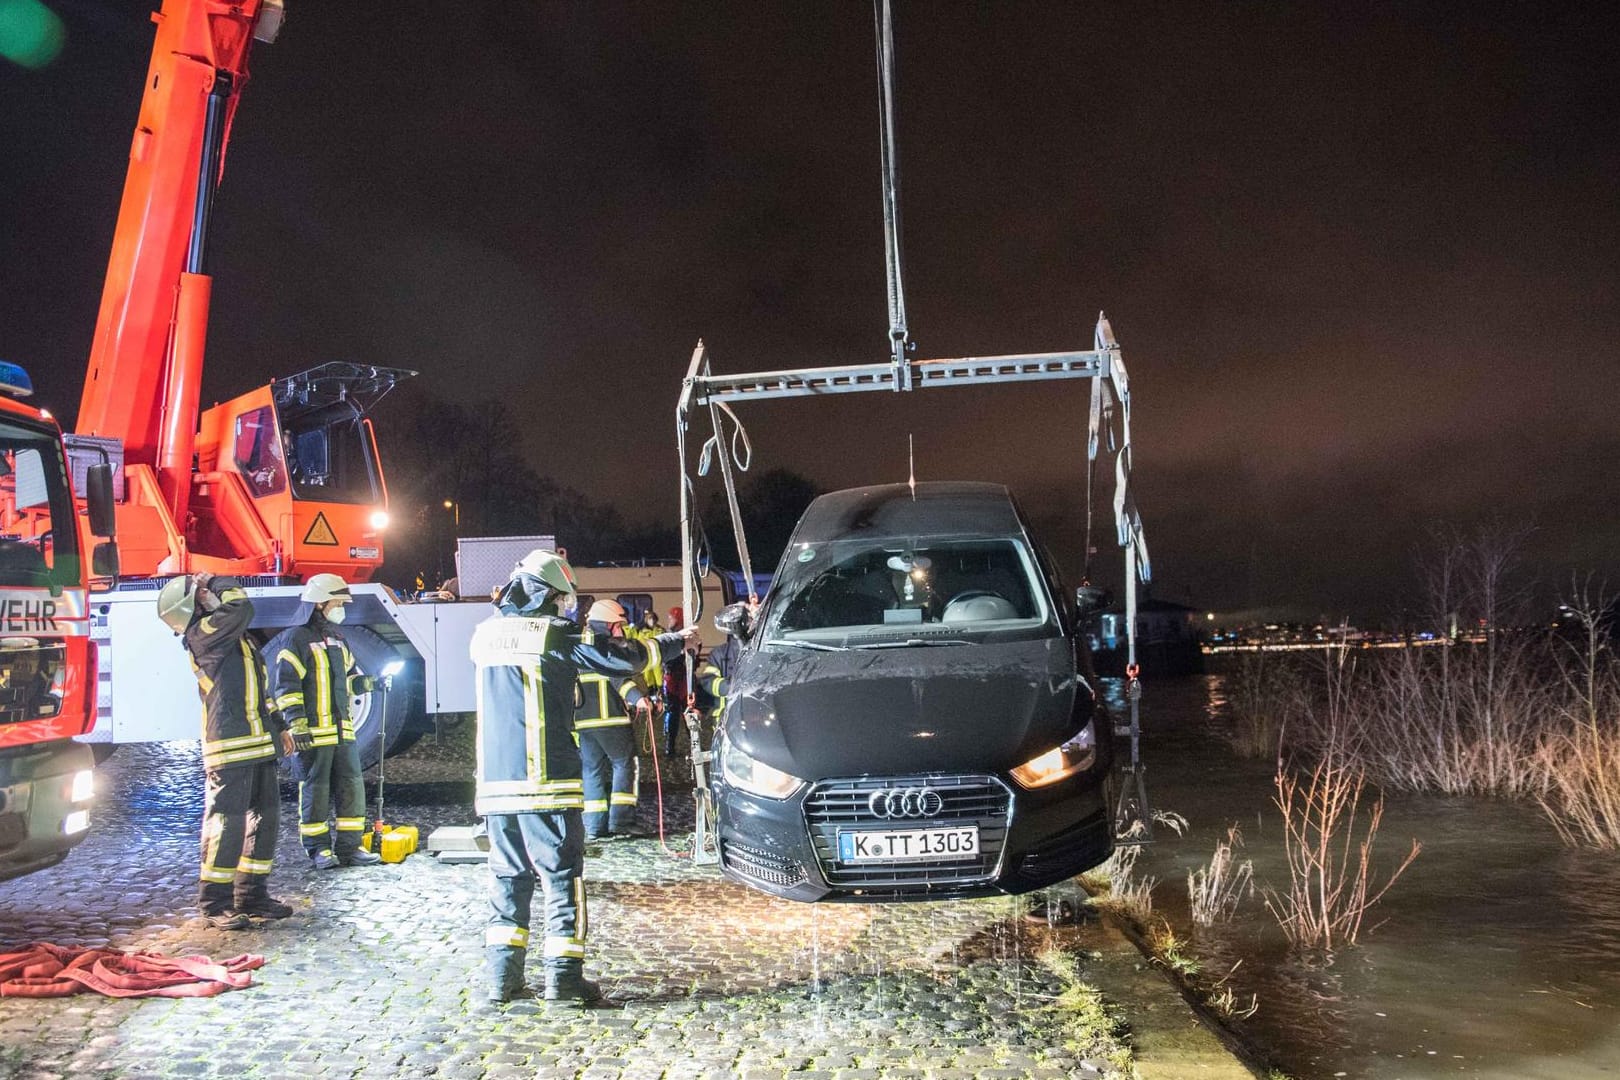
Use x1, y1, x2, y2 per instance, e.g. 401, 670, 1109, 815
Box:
483, 810, 586, 991
296, 741, 366, 856
198, 760, 279, 909
580, 726, 638, 837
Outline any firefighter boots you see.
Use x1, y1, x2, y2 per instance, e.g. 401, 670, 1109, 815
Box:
311, 848, 341, 870
235, 881, 295, 919
543, 959, 602, 1004
197, 883, 249, 931
483, 947, 527, 1004
340, 847, 382, 866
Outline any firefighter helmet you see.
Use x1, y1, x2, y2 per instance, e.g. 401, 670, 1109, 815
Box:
156, 575, 197, 634
512, 549, 576, 596
300, 573, 353, 605
586, 599, 627, 626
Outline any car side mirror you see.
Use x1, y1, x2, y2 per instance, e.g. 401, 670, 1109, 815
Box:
714, 601, 755, 640
86, 462, 117, 538
92, 540, 120, 578
1075, 585, 1110, 617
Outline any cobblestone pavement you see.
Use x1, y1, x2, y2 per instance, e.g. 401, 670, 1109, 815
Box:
0, 731, 1220, 1080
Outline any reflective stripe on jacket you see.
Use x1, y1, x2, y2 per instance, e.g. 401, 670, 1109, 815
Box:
270, 620, 364, 747
574, 621, 650, 731
183, 597, 279, 770
472, 612, 680, 815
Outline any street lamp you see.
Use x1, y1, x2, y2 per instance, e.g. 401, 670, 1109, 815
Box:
442, 499, 459, 528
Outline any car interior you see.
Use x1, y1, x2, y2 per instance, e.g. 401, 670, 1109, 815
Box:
775, 539, 1042, 633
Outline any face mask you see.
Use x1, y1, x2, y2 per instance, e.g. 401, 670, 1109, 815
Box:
325, 604, 347, 624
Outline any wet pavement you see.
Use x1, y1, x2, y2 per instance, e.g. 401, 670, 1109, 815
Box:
0, 729, 1248, 1080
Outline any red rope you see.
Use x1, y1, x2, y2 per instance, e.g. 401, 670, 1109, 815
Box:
642, 700, 690, 860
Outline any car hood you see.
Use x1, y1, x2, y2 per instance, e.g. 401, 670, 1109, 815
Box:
726, 636, 1088, 779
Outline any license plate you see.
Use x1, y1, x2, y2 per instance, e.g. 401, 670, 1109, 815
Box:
837, 826, 979, 863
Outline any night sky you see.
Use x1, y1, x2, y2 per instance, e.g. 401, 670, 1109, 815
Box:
2, 1, 1616, 623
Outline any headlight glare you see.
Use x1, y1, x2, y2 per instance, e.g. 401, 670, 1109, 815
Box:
720, 732, 805, 800
1010, 719, 1097, 789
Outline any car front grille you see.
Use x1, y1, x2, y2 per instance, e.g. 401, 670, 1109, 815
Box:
802, 774, 1011, 891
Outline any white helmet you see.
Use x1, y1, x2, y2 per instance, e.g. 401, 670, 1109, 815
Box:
512, 549, 576, 596
586, 599, 627, 626
300, 573, 353, 605
156, 575, 197, 634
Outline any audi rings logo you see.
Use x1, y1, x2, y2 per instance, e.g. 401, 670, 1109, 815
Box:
867, 787, 944, 819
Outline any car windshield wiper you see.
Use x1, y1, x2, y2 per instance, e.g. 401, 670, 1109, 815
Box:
849, 638, 974, 650
764, 638, 849, 652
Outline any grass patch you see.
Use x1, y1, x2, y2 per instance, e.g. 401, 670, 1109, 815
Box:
1034, 948, 1134, 1074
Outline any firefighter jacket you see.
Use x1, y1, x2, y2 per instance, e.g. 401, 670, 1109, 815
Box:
575, 621, 652, 732
471, 611, 683, 815
692, 638, 739, 714
183, 596, 282, 770
271, 617, 366, 748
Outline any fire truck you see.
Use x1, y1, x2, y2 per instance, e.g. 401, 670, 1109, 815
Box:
0, 362, 113, 882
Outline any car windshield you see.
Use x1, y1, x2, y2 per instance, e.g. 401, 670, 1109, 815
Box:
762, 536, 1051, 645
0, 417, 80, 592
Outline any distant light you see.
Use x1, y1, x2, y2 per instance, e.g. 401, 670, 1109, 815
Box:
62, 810, 90, 836
70, 769, 94, 803
1206, 612, 1215, 621
380, 659, 405, 678
369, 510, 390, 530
0, 0, 65, 70
443, 500, 454, 509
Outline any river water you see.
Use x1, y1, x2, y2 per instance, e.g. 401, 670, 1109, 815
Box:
1122, 674, 1620, 1079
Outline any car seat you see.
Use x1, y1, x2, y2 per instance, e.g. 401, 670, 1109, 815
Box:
942, 590, 1018, 623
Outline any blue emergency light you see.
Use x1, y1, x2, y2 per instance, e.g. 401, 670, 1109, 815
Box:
0, 362, 36, 398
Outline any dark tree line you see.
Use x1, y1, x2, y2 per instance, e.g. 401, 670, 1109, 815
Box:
370, 387, 818, 590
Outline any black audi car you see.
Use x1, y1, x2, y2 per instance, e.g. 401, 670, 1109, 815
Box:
709, 481, 1116, 902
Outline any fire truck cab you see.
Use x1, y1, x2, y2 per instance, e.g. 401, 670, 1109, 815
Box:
0, 362, 110, 883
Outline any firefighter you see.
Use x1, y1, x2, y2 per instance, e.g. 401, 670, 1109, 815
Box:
271, 574, 382, 870
575, 599, 653, 841
629, 608, 661, 642
471, 550, 696, 1004
693, 600, 753, 746
158, 571, 299, 929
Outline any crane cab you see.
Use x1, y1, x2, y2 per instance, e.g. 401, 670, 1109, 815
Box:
192, 362, 412, 581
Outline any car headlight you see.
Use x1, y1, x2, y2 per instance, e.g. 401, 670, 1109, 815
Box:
719, 732, 805, 800
1009, 719, 1097, 789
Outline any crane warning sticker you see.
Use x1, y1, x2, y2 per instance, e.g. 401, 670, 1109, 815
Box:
303, 513, 339, 546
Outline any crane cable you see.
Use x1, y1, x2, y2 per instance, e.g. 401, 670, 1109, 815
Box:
874, 0, 912, 383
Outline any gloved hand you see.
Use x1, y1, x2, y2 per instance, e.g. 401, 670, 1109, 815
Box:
354, 675, 377, 694
191, 570, 215, 590
679, 626, 702, 653
287, 724, 314, 754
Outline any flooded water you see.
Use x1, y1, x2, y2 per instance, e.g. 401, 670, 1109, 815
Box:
1125, 675, 1620, 1079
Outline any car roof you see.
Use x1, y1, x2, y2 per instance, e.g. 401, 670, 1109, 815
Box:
790, 482, 1026, 544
